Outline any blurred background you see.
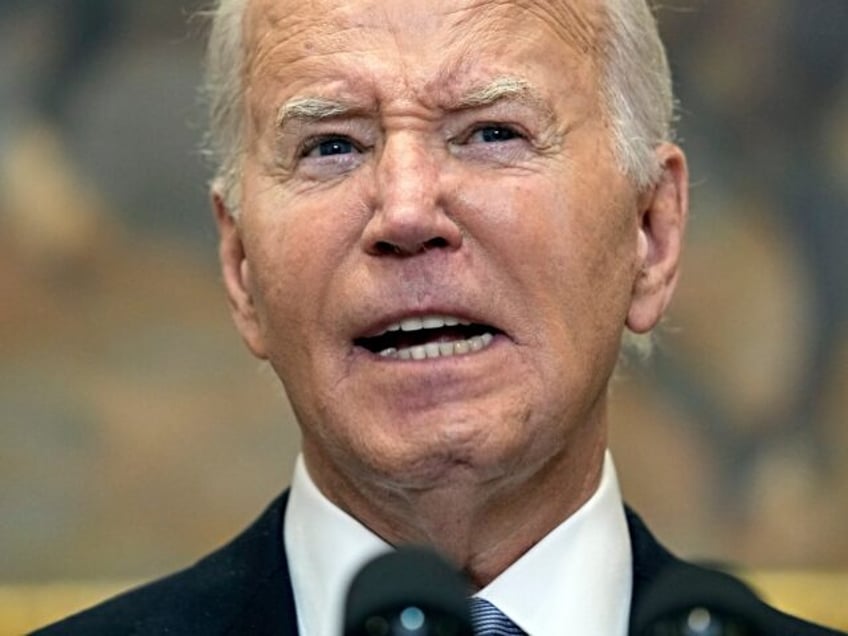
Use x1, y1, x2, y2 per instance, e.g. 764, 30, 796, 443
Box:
1, 0, 846, 630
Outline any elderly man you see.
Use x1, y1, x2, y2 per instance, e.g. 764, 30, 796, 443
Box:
35, 0, 843, 635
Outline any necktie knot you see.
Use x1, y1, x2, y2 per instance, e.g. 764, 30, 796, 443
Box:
469, 598, 526, 635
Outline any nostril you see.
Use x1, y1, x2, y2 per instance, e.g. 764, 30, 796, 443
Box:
371, 236, 449, 256
424, 236, 449, 250
374, 241, 400, 256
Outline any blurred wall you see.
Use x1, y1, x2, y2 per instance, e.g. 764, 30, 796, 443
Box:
1, 0, 846, 583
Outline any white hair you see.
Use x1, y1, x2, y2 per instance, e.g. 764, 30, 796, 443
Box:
600, 0, 675, 189
202, 0, 248, 212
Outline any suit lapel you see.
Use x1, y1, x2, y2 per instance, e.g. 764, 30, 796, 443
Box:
222, 491, 300, 635
625, 506, 678, 615
223, 565, 298, 635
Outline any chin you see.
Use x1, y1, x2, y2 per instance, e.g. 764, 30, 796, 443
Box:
347, 409, 539, 489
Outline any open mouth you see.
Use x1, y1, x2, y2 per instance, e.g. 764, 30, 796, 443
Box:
353, 314, 501, 360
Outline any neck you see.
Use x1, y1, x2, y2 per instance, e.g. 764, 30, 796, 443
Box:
305, 421, 607, 588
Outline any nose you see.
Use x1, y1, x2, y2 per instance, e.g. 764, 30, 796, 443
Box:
361, 133, 462, 257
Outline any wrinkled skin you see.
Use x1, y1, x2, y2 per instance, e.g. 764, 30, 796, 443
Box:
216, 0, 687, 584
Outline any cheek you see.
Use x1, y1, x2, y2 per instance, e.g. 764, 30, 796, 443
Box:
462, 170, 638, 375
240, 182, 361, 346
460, 178, 563, 272
466, 173, 635, 306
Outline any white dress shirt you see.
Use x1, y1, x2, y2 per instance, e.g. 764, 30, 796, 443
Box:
284, 451, 632, 636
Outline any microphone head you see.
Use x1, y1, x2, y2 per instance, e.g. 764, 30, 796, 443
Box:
343, 545, 473, 636
632, 563, 768, 636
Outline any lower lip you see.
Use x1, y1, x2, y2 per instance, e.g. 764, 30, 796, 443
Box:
349, 334, 512, 406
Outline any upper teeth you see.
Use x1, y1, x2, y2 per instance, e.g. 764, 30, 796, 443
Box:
373, 314, 497, 361
384, 314, 468, 334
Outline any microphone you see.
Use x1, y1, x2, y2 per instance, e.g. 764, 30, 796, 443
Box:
343, 545, 474, 636
632, 563, 768, 636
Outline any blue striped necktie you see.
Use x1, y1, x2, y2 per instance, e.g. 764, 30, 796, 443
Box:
469, 597, 526, 635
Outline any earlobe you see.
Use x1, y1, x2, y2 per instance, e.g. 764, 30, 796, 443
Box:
626, 144, 688, 334
212, 189, 268, 359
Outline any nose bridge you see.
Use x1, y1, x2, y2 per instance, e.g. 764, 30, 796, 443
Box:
361, 129, 461, 256
377, 131, 438, 212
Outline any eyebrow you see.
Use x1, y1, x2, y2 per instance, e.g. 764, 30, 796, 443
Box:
454, 76, 534, 109
276, 97, 356, 129
452, 76, 556, 129
275, 76, 545, 129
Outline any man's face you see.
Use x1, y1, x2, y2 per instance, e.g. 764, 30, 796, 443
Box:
219, 0, 684, 496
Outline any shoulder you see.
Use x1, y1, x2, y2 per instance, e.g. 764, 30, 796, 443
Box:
625, 508, 846, 635
30, 494, 295, 636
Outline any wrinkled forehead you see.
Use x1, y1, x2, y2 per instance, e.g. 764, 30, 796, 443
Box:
242, 0, 605, 79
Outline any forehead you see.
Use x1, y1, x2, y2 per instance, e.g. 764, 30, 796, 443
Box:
244, 0, 602, 48
242, 0, 604, 102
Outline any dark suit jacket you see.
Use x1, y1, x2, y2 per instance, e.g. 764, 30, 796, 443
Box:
32, 493, 844, 635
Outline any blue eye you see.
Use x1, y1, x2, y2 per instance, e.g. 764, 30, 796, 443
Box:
316, 138, 354, 156
477, 126, 520, 143
302, 137, 357, 158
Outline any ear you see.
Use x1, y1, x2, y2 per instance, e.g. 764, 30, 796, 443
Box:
212, 187, 268, 359
626, 143, 688, 334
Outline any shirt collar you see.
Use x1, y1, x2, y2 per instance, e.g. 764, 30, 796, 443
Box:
475, 450, 632, 636
284, 451, 631, 636
284, 455, 392, 636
